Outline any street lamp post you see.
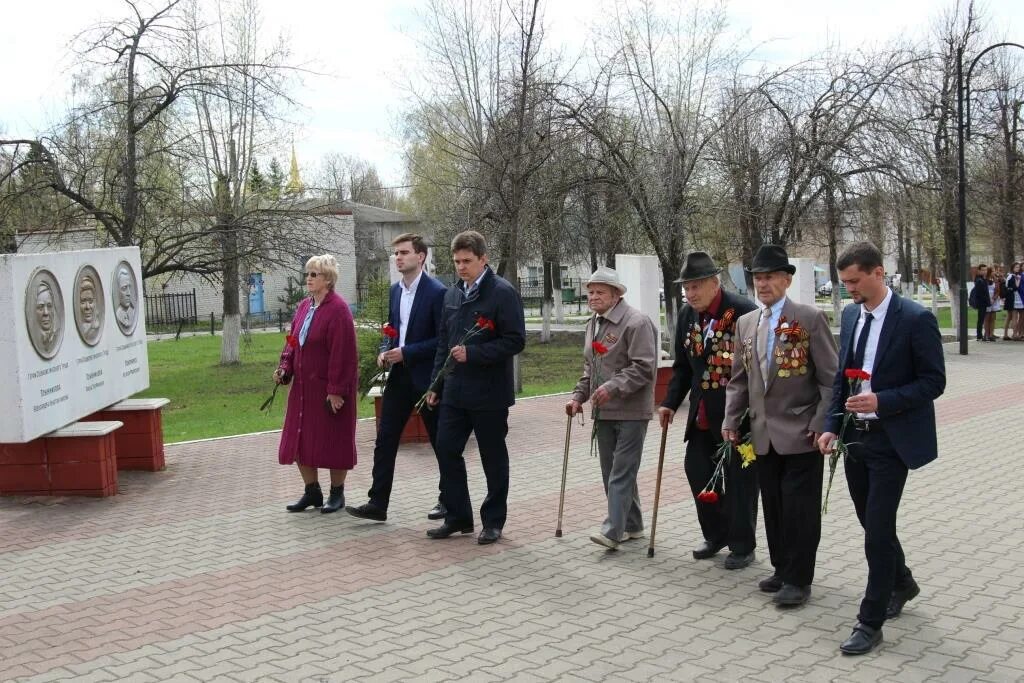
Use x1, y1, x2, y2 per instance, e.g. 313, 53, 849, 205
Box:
956, 41, 1024, 355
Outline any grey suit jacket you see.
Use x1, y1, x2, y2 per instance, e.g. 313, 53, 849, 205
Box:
723, 298, 838, 455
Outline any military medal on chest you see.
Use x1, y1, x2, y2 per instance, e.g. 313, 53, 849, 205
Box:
773, 316, 810, 377
700, 308, 736, 389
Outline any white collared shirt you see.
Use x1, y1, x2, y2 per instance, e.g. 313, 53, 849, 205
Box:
852, 287, 893, 419
398, 271, 423, 348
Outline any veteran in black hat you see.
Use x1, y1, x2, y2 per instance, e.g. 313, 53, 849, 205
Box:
658, 251, 759, 569
723, 244, 838, 606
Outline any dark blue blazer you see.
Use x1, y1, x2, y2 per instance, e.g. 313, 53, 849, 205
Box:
825, 293, 946, 469
432, 266, 526, 410
384, 273, 447, 393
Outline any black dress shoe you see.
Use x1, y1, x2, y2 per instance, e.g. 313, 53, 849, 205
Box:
758, 574, 783, 593
426, 521, 474, 539
773, 583, 811, 606
478, 528, 502, 545
840, 623, 882, 655
345, 502, 387, 522
692, 540, 726, 560
886, 580, 920, 619
724, 550, 755, 570
321, 485, 345, 514
286, 483, 323, 512
427, 502, 447, 520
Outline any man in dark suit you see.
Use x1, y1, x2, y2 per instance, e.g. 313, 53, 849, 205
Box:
346, 233, 448, 522
425, 230, 526, 545
659, 252, 759, 569
724, 245, 838, 606
818, 241, 946, 655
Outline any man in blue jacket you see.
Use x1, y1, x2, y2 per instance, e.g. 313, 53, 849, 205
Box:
425, 230, 526, 545
347, 233, 448, 522
818, 242, 946, 655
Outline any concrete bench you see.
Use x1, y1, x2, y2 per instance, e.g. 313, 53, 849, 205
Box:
86, 398, 170, 471
0, 421, 122, 497
367, 385, 431, 444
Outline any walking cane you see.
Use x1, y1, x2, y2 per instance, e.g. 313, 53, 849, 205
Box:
647, 422, 669, 557
555, 413, 573, 537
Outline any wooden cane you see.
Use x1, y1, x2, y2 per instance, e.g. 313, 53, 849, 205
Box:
647, 422, 670, 557
555, 413, 573, 537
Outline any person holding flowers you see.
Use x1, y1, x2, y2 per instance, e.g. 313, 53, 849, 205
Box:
346, 233, 448, 524
817, 242, 945, 655
425, 231, 526, 545
723, 245, 838, 607
658, 252, 758, 569
566, 267, 658, 550
275, 254, 358, 514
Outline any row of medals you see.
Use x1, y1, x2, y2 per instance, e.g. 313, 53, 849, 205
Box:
775, 337, 811, 377
701, 329, 732, 390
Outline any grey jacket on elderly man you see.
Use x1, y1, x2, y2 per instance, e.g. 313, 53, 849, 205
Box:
571, 299, 658, 421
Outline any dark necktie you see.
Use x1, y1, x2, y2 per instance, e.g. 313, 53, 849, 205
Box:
595, 315, 605, 337
851, 312, 874, 370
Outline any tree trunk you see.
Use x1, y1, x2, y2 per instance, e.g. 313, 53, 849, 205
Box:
825, 179, 843, 322
540, 259, 553, 343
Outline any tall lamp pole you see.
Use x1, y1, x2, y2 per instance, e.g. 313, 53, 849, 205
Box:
956, 41, 1024, 355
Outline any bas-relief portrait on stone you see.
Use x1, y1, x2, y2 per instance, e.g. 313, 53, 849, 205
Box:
24, 268, 65, 360
74, 265, 105, 346
112, 261, 139, 335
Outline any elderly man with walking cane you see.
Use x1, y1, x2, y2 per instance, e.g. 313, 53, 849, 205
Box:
723, 245, 838, 606
566, 267, 658, 550
659, 252, 759, 569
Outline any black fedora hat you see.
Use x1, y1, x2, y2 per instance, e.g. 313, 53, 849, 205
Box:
674, 251, 722, 283
746, 244, 796, 275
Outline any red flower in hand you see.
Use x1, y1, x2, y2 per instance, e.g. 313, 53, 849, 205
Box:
858, 370, 871, 381
592, 341, 609, 355
285, 334, 299, 348
475, 316, 496, 332
382, 323, 399, 339
843, 368, 859, 379
697, 490, 719, 503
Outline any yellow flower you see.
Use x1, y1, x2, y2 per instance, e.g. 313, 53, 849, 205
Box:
737, 442, 756, 468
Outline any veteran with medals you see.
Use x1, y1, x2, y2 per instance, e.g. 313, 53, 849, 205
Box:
658, 252, 759, 568
723, 245, 838, 606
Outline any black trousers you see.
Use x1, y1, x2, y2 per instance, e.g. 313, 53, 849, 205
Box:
684, 429, 758, 554
436, 405, 510, 530
367, 364, 440, 510
844, 426, 915, 629
976, 306, 986, 339
759, 446, 823, 587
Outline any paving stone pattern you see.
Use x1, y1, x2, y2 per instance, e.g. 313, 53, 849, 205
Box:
2, 341, 1023, 682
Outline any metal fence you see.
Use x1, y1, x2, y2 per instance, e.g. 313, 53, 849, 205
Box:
144, 289, 198, 326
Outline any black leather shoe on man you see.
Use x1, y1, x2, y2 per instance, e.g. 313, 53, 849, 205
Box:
773, 584, 811, 607
427, 501, 447, 520
885, 580, 920, 619
345, 502, 387, 522
478, 528, 502, 545
692, 539, 726, 560
758, 574, 783, 593
426, 521, 474, 539
839, 623, 883, 655
724, 550, 755, 570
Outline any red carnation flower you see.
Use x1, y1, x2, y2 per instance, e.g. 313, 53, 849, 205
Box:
844, 368, 860, 379
697, 490, 719, 503
858, 370, 872, 381
592, 341, 609, 355
285, 334, 299, 348
476, 316, 496, 332
382, 323, 399, 339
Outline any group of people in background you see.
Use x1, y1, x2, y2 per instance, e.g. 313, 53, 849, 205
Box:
972, 262, 1024, 341
271, 231, 948, 657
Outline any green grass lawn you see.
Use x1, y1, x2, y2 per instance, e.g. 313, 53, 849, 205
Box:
141, 331, 584, 443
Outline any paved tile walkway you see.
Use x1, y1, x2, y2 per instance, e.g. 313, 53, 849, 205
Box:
2, 340, 1023, 682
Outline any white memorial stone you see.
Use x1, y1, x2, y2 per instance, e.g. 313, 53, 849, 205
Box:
615, 254, 662, 350
788, 257, 816, 306
0, 247, 150, 443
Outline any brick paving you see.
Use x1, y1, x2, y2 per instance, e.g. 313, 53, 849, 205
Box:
2, 340, 1024, 682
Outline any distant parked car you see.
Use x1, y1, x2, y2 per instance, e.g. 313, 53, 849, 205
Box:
817, 281, 833, 296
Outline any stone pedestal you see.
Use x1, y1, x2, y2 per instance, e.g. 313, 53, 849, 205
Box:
0, 421, 122, 497
654, 360, 674, 406
86, 398, 169, 471
789, 258, 816, 306
368, 387, 431, 444
616, 254, 663, 350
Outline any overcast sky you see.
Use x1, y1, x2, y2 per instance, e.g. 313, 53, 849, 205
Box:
2, 0, 1021, 189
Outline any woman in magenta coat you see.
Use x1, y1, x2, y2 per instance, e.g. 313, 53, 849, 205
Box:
274, 254, 358, 514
